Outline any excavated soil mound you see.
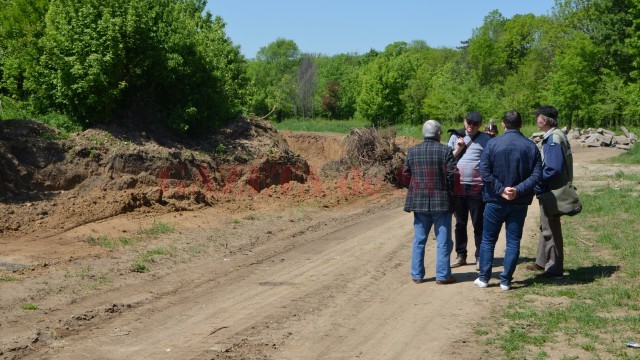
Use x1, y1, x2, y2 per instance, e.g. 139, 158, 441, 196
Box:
0, 118, 409, 240
0, 118, 310, 237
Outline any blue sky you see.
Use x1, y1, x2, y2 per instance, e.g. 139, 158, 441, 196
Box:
205, 1, 556, 59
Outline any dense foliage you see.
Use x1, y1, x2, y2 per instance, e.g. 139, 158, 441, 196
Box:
242, 0, 640, 129
0, 0, 247, 132
1, 0, 639, 131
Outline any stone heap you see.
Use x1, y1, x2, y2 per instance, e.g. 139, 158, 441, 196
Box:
531, 126, 638, 151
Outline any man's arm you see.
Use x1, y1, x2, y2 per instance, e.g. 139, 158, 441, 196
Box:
542, 138, 564, 182
479, 144, 504, 196
515, 148, 543, 196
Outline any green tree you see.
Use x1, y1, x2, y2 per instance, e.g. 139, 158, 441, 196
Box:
356, 42, 417, 126
467, 10, 507, 86
546, 32, 600, 128
0, 0, 49, 99
315, 52, 364, 119
401, 46, 461, 124
26, 0, 246, 132
247, 38, 300, 119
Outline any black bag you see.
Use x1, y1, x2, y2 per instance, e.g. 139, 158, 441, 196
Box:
541, 182, 582, 217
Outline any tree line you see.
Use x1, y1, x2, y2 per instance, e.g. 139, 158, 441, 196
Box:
1, 0, 639, 133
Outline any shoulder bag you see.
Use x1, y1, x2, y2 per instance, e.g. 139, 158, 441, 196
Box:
541, 181, 582, 217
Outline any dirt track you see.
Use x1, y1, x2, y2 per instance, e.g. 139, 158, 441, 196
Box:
0, 135, 633, 359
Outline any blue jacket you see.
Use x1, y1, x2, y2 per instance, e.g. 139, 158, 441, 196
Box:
479, 130, 542, 205
534, 128, 573, 195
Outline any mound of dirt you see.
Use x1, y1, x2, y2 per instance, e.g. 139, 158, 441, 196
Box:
0, 118, 311, 236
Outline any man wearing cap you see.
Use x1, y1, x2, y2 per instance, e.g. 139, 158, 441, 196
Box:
527, 105, 573, 279
447, 111, 492, 270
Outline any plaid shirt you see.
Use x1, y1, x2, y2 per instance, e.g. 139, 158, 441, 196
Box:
402, 138, 456, 213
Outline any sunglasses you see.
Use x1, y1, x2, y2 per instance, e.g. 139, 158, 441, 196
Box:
466, 120, 481, 126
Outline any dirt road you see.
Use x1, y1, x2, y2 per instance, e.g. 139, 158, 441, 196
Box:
7, 196, 502, 360
1, 138, 631, 360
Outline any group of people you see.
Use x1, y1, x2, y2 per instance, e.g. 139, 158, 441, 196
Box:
402, 106, 573, 290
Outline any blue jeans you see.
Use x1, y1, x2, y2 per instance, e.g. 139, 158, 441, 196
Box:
478, 203, 528, 286
411, 212, 453, 281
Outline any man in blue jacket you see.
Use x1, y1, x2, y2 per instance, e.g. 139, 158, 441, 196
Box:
526, 105, 573, 278
402, 120, 457, 285
474, 110, 542, 291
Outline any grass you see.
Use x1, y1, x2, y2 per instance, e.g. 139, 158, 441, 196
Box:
140, 221, 175, 236
270, 117, 544, 141
83, 221, 176, 274
21, 303, 39, 310
270, 118, 369, 133
485, 170, 640, 359
610, 142, 640, 164
0, 275, 17, 282
1, 96, 81, 134
130, 262, 148, 273
130, 247, 170, 273
85, 234, 142, 249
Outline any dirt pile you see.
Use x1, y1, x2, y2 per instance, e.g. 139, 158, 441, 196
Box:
0, 118, 310, 236
0, 118, 411, 238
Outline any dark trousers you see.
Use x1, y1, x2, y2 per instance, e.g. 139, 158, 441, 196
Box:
453, 194, 485, 259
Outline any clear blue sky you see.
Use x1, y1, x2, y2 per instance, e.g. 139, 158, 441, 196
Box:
205, 1, 556, 59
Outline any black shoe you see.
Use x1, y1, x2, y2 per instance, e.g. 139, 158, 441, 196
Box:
412, 278, 424, 284
536, 272, 563, 279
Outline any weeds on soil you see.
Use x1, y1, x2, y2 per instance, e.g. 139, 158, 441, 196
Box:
484, 171, 640, 359
140, 221, 175, 236
21, 304, 39, 310
610, 142, 640, 164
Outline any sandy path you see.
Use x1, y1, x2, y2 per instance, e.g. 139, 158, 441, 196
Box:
21, 198, 520, 359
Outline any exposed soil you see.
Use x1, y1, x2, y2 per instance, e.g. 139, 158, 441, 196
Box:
0, 120, 637, 360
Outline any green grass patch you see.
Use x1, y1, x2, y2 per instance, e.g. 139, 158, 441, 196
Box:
610, 142, 640, 164
140, 221, 175, 236
270, 118, 369, 133
21, 303, 39, 310
483, 171, 640, 359
130, 262, 148, 273
139, 247, 167, 264
130, 247, 169, 273
0, 275, 17, 282
85, 235, 117, 249
270, 118, 543, 142
118, 235, 141, 246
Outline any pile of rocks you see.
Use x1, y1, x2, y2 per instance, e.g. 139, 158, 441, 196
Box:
531, 126, 638, 150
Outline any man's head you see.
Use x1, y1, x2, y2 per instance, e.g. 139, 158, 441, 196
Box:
464, 111, 482, 135
532, 105, 558, 130
502, 110, 522, 130
423, 119, 442, 139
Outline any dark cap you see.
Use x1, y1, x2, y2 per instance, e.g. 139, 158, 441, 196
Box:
531, 105, 558, 119
465, 111, 482, 124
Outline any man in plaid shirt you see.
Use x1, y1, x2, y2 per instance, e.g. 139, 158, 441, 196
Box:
402, 120, 457, 285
